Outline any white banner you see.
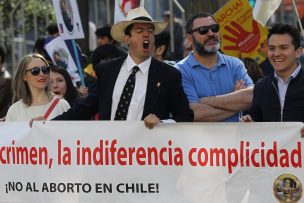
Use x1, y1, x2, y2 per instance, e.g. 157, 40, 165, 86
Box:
52, 0, 84, 39
0, 122, 303, 203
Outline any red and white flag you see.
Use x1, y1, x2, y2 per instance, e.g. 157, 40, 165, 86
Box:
114, 0, 142, 23
253, 0, 282, 26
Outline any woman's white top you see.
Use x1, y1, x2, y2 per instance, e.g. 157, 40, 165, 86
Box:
5, 97, 70, 121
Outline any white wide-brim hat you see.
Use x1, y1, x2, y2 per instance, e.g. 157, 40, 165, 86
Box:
111, 7, 167, 43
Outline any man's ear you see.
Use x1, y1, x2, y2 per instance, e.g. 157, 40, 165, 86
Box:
295, 47, 303, 59
156, 45, 166, 57
124, 35, 130, 45
186, 34, 193, 46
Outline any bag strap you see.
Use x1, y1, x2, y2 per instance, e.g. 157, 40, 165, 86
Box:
43, 97, 60, 120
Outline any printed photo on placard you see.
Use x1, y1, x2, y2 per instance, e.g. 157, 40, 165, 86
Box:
52, 0, 84, 39
45, 37, 80, 85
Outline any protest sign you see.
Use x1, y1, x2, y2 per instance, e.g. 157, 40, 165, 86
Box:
45, 37, 80, 85
52, 0, 84, 40
0, 122, 303, 203
214, 0, 269, 64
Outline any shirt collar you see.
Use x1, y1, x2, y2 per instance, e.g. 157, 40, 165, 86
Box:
274, 64, 301, 81
186, 51, 226, 69
126, 54, 151, 74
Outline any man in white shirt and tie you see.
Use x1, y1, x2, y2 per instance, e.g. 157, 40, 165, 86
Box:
45, 7, 193, 128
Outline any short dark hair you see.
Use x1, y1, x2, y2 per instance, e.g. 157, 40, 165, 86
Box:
46, 23, 59, 35
91, 44, 127, 68
124, 24, 134, 37
95, 24, 113, 40
186, 12, 217, 34
155, 31, 170, 59
267, 23, 301, 50
0, 45, 5, 64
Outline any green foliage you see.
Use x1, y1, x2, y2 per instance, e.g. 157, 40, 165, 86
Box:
0, 0, 56, 42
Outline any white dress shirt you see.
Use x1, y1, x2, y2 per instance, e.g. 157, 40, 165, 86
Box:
274, 64, 301, 111
111, 55, 151, 120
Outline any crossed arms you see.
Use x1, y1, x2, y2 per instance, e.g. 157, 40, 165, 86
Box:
191, 81, 253, 122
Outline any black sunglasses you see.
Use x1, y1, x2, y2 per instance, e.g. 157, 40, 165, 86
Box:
188, 24, 220, 35
25, 66, 50, 76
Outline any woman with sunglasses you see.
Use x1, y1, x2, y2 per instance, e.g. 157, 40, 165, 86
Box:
5, 53, 70, 121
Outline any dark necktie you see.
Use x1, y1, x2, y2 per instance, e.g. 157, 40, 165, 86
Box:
114, 66, 140, 120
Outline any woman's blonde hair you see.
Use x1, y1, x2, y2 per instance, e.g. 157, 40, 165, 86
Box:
12, 53, 51, 106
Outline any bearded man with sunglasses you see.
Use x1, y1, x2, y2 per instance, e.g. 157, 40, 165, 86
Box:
177, 12, 254, 122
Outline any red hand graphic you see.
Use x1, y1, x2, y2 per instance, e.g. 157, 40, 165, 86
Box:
223, 20, 260, 53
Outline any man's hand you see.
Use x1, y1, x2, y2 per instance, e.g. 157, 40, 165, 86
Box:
78, 86, 88, 97
234, 80, 246, 91
144, 114, 160, 129
240, 114, 254, 122
29, 116, 45, 128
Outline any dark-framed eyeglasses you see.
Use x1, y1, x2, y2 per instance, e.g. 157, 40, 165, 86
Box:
188, 24, 220, 35
25, 66, 50, 76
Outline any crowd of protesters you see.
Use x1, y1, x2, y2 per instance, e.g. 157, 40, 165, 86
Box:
0, 7, 304, 135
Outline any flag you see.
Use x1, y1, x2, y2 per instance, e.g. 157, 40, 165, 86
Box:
114, 0, 142, 23
253, 0, 282, 26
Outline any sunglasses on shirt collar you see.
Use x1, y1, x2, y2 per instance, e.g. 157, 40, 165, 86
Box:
25, 66, 50, 76
188, 24, 220, 35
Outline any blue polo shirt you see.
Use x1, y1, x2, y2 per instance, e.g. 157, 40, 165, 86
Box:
176, 52, 253, 122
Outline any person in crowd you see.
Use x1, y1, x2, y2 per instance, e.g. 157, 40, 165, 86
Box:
50, 65, 80, 107
95, 24, 128, 52
176, 12, 253, 122
240, 23, 304, 122
163, 11, 184, 61
91, 44, 127, 69
5, 53, 70, 121
0, 46, 12, 121
45, 23, 60, 44
95, 25, 115, 46
46, 23, 89, 97
32, 38, 52, 63
258, 40, 274, 76
30, 7, 193, 128
241, 57, 264, 83
152, 30, 176, 66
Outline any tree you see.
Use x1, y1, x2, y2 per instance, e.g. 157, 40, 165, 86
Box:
0, 0, 55, 70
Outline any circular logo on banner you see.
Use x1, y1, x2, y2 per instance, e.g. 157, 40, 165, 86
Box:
273, 174, 302, 202
59, 0, 74, 34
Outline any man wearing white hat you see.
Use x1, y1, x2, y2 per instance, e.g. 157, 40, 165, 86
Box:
48, 7, 193, 128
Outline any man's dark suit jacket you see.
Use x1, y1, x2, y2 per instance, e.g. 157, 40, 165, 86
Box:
54, 56, 193, 122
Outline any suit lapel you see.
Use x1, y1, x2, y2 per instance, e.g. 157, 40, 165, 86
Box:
142, 58, 162, 119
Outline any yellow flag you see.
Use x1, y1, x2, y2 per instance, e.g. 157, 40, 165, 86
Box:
214, 0, 269, 64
